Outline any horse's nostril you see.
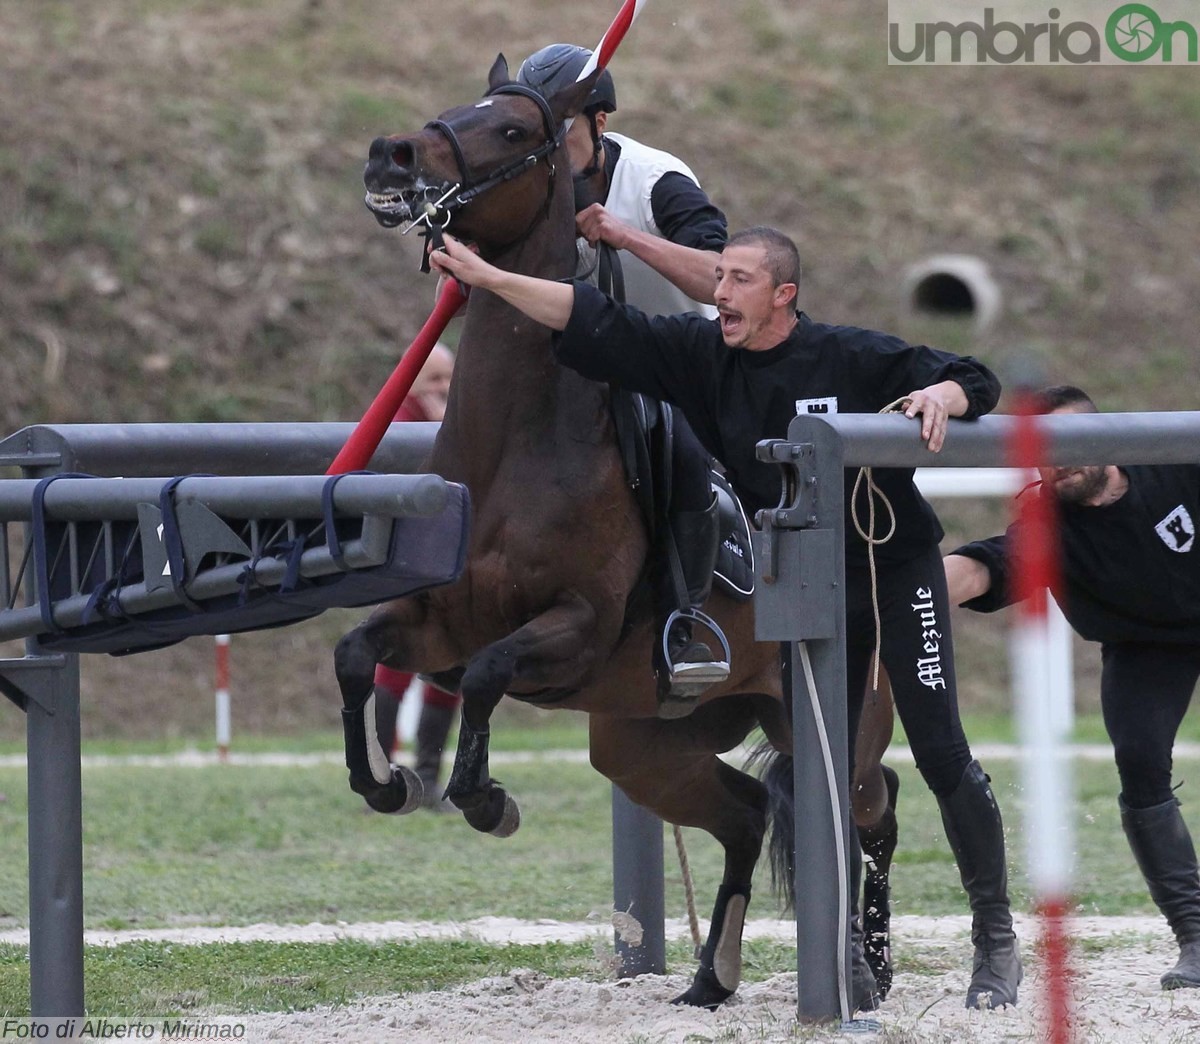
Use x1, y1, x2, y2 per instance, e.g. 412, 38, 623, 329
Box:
390, 141, 414, 170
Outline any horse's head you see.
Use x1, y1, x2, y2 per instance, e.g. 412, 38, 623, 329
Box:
364, 54, 597, 257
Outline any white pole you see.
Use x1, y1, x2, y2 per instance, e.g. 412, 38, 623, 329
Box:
215, 634, 231, 762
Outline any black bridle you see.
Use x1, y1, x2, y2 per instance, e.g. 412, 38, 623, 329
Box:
415, 82, 565, 268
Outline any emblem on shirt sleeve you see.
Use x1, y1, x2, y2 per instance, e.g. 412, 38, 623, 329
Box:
1155, 505, 1195, 552
795, 396, 838, 416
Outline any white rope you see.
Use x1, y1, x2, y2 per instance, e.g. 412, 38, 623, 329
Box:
672, 824, 703, 957
849, 397, 910, 695
799, 640, 851, 1024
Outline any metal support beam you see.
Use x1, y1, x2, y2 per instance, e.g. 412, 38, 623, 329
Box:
817, 411, 1200, 468
611, 786, 666, 976
0, 422, 440, 478
9, 648, 85, 1017
756, 418, 848, 1023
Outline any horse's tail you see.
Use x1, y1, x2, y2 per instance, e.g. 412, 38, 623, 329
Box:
747, 739, 796, 913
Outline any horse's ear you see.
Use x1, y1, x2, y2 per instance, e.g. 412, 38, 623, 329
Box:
488, 53, 510, 92
546, 69, 601, 125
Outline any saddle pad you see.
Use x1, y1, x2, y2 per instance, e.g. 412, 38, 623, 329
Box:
712, 469, 754, 600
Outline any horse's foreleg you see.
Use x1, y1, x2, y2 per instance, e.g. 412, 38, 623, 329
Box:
335, 599, 455, 815
446, 593, 598, 836
590, 709, 766, 1011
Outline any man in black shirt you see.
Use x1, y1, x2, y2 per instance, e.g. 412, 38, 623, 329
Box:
947, 384, 1200, 992
430, 224, 1021, 1010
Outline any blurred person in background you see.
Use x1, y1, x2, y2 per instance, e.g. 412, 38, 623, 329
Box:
373, 342, 460, 810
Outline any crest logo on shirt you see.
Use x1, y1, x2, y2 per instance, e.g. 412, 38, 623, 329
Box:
1155, 505, 1195, 553
796, 396, 838, 416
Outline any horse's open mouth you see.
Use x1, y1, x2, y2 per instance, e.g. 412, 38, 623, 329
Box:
364, 190, 418, 228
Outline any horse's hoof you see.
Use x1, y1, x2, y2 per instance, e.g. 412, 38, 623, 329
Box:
456, 786, 521, 836
488, 793, 521, 837
355, 765, 423, 815
671, 970, 733, 1011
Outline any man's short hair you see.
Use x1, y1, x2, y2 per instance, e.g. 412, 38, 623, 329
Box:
726, 226, 802, 289
1035, 384, 1096, 414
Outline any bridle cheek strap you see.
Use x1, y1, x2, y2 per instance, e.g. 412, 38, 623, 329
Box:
418, 83, 566, 263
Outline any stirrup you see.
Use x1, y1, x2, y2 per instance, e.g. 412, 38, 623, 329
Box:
656, 609, 731, 718
662, 608, 731, 683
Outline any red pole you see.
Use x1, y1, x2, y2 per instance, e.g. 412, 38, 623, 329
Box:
326, 279, 466, 475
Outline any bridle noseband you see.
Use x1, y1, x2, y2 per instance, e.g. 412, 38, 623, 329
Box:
413, 82, 565, 267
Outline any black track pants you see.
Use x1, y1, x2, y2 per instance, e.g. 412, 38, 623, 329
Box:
845, 544, 973, 797
1101, 641, 1200, 809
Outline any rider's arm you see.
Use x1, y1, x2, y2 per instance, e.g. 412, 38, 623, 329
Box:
575, 172, 727, 305
587, 220, 720, 305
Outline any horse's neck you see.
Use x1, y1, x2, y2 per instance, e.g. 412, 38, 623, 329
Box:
436, 181, 611, 481
456, 184, 600, 420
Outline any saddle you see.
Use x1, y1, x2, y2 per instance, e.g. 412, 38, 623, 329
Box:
596, 240, 753, 603
609, 389, 754, 602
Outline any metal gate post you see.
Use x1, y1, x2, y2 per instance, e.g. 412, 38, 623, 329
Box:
755, 414, 850, 1023
611, 786, 665, 975
1, 426, 85, 1017
0, 651, 85, 1017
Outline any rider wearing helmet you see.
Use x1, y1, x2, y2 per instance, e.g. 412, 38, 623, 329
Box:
516, 43, 727, 317
517, 44, 731, 714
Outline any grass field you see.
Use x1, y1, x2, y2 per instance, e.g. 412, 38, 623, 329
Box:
0, 722, 1194, 1016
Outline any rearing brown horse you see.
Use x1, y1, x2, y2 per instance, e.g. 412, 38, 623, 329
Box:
335, 54, 788, 1009
336, 55, 896, 1010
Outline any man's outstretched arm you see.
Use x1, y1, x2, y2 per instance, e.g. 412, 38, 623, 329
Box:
429, 235, 575, 330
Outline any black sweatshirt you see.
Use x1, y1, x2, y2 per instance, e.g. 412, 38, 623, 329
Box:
954, 463, 1200, 644
555, 284, 1001, 562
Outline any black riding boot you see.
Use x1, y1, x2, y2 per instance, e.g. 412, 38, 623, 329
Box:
415, 701, 456, 811
937, 760, 1022, 1009
850, 835, 882, 1013
656, 493, 729, 717
860, 764, 900, 999
1120, 795, 1200, 989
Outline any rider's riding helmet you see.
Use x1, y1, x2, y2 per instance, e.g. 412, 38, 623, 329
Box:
515, 44, 617, 114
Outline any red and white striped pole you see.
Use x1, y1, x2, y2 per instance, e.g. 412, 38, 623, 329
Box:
580, 0, 649, 80
215, 633, 232, 762
1008, 392, 1074, 1043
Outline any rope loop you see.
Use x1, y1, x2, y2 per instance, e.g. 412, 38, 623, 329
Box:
851, 397, 912, 694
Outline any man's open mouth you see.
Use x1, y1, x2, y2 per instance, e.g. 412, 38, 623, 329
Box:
720, 310, 743, 336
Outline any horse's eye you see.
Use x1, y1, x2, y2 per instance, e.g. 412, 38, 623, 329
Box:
503, 127, 525, 144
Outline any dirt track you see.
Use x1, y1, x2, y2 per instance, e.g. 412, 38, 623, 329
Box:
12, 914, 1193, 1043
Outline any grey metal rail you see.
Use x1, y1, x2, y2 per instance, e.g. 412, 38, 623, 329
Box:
0, 472, 450, 522
0, 422, 440, 477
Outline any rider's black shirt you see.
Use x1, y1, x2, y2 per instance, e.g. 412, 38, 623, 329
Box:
554, 283, 1001, 562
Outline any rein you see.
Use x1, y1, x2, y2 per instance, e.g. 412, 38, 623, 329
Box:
414, 83, 565, 269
